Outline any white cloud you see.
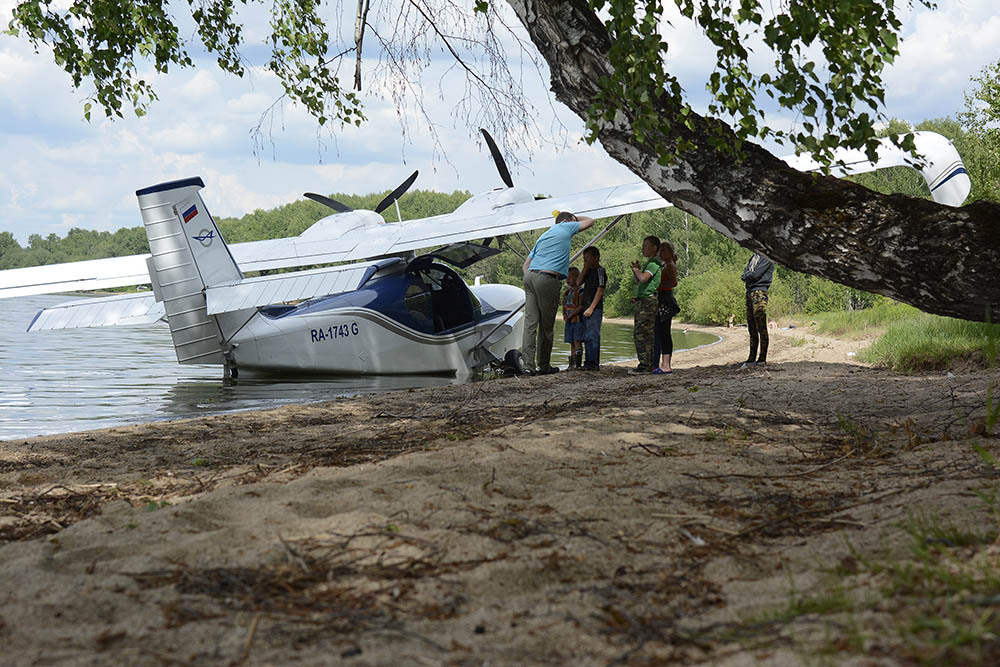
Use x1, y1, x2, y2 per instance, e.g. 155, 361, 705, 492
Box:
885, 0, 1000, 119
180, 70, 222, 98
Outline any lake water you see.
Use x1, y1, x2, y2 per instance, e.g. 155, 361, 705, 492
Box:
0, 294, 717, 440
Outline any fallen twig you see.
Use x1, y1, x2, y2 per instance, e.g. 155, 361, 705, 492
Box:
683, 454, 851, 480
235, 613, 262, 665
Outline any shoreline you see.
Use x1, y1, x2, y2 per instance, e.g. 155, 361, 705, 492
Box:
3, 320, 730, 444
2, 325, 995, 664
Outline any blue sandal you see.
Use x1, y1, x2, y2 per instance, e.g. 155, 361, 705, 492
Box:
652, 368, 673, 375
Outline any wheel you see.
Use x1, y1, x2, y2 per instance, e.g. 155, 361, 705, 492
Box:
503, 349, 526, 376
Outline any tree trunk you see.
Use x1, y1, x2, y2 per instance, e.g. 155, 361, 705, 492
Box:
507, 0, 1000, 323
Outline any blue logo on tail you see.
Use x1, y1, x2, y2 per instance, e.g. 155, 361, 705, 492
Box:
192, 230, 215, 247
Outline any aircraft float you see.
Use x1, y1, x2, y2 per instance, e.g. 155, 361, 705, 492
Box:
0, 130, 970, 378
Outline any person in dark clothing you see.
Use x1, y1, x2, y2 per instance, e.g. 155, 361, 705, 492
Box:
652, 240, 679, 374
576, 246, 607, 370
740, 252, 774, 368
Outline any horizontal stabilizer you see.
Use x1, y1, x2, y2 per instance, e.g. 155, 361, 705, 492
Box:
27, 292, 164, 332
205, 258, 403, 315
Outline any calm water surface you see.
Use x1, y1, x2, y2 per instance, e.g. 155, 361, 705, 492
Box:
0, 294, 717, 440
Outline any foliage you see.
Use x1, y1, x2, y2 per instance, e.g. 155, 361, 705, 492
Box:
0, 226, 150, 270
4, 0, 356, 126
590, 0, 932, 167
5, 0, 939, 167
4, 1, 539, 153
799, 275, 880, 314
674, 266, 743, 325
960, 59, 1000, 202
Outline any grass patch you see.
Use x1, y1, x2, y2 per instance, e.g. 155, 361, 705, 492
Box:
736, 488, 1000, 665
701, 425, 742, 443
754, 583, 858, 625
859, 314, 1000, 372
802, 302, 1000, 372
805, 301, 917, 339
835, 414, 884, 457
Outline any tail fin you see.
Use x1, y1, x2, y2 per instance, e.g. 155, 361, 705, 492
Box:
136, 177, 242, 365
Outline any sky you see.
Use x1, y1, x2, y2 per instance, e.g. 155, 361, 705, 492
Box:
0, 0, 998, 244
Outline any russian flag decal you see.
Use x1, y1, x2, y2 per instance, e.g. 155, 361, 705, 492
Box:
182, 204, 198, 223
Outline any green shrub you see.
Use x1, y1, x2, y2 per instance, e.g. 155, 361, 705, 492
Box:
765, 276, 796, 319
803, 276, 852, 313
604, 272, 636, 318
802, 276, 882, 314
676, 267, 745, 325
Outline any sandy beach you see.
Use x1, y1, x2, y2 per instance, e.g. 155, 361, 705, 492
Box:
1, 324, 998, 664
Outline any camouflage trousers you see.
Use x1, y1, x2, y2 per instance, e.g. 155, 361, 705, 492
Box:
633, 295, 658, 371
746, 289, 769, 362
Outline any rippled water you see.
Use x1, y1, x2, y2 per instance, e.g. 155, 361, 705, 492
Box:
0, 294, 717, 440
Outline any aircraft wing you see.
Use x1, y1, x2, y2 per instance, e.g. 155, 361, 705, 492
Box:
27, 291, 164, 332
0, 254, 151, 299
381, 181, 668, 255
3, 129, 967, 303
228, 180, 670, 269
0, 181, 667, 299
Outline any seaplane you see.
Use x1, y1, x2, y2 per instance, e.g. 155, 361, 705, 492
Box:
0, 130, 970, 379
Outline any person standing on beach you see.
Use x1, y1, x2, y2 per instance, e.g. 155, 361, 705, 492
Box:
652, 240, 679, 374
577, 246, 607, 370
629, 235, 662, 374
561, 267, 584, 369
741, 252, 774, 368
521, 211, 594, 375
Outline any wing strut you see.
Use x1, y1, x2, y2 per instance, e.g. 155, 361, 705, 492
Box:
570, 214, 628, 262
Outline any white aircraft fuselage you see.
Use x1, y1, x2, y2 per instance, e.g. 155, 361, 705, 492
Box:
230, 277, 524, 375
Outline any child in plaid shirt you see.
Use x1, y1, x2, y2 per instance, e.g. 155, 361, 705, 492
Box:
562, 267, 584, 369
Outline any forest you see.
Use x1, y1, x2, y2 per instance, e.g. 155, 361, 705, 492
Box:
2, 118, 997, 327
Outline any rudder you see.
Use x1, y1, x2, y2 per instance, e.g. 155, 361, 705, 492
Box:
136, 177, 242, 365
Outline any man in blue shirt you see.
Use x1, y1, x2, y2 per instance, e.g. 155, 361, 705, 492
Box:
521, 211, 594, 374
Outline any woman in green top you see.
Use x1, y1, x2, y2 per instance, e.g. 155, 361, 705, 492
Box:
629, 235, 662, 374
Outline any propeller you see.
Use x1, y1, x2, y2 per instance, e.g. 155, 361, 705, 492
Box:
480, 128, 514, 189
303, 192, 352, 213
374, 170, 419, 215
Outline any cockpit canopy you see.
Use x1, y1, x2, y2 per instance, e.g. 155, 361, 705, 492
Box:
261, 259, 500, 335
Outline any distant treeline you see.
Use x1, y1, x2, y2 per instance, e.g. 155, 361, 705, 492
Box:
0, 189, 471, 271
3, 118, 996, 324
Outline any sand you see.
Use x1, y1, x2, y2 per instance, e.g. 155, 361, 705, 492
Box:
1, 324, 998, 665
